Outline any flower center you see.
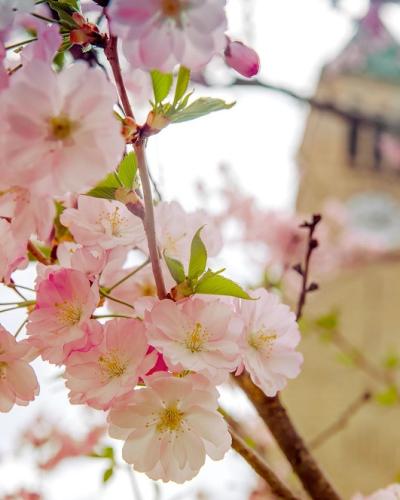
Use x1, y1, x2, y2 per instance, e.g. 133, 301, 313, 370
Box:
104, 207, 126, 237
140, 282, 157, 297
56, 301, 82, 326
156, 404, 184, 433
49, 114, 76, 141
161, 0, 181, 17
98, 351, 127, 379
185, 322, 208, 353
0, 361, 7, 379
248, 328, 277, 352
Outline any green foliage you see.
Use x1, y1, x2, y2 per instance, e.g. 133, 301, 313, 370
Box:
315, 311, 339, 331
164, 254, 186, 285
47, 0, 80, 29
102, 467, 114, 483
375, 386, 398, 406
86, 153, 137, 200
169, 97, 235, 123
195, 270, 252, 299
383, 352, 400, 370
151, 70, 173, 104
188, 227, 207, 280
173, 66, 191, 106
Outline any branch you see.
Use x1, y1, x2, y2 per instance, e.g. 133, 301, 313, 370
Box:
236, 374, 341, 500
229, 427, 299, 500
27, 241, 51, 266
293, 214, 321, 321
309, 391, 371, 450
226, 79, 400, 133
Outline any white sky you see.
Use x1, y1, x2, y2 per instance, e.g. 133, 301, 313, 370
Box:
2, 1, 400, 499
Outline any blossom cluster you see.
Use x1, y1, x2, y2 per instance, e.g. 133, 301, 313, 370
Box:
0, 0, 306, 487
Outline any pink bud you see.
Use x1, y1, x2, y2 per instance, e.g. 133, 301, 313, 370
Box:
224, 40, 260, 78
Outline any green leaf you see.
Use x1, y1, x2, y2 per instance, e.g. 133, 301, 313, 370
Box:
118, 152, 137, 189
314, 311, 339, 331
383, 353, 400, 370
188, 227, 207, 280
101, 446, 115, 460
164, 254, 186, 284
375, 386, 398, 406
86, 186, 117, 200
151, 70, 173, 104
169, 98, 235, 123
102, 467, 114, 483
173, 66, 191, 105
195, 271, 252, 299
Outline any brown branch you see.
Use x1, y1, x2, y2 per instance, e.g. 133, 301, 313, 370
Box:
236, 373, 342, 500
309, 391, 371, 450
27, 241, 51, 266
135, 141, 167, 299
225, 79, 400, 134
294, 214, 321, 321
229, 427, 299, 500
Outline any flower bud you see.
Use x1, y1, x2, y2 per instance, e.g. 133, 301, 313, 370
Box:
224, 40, 260, 78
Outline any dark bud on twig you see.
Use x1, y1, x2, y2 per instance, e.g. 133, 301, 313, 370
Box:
293, 263, 304, 276
312, 214, 322, 226
307, 282, 319, 292
92, 0, 110, 5
310, 238, 319, 250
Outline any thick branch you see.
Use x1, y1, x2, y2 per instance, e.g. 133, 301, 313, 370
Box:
236, 374, 341, 500
230, 427, 299, 500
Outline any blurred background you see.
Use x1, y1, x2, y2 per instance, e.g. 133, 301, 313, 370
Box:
2, 0, 400, 498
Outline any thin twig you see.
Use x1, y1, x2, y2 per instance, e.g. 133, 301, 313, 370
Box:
106, 258, 151, 293
309, 391, 371, 450
235, 373, 341, 500
230, 427, 299, 500
294, 214, 321, 321
14, 318, 28, 338
27, 241, 51, 266
99, 290, 136, 311
5, 38, 37, 51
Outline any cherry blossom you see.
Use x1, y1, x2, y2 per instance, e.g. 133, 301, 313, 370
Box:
0, 325, 39, 412
108, 373, 231, 482
60, 196, 145, 250
64, 318, 156, 410
145, 297, 240, 381
21, 23, 62, 65
108, 0, 227, 71
352, 484, 400, 500
0, 61, 125, 195
224, 40, 260, 78
236, 288, 303, 396
57, 243, 107, 279
27, 269, 100, 364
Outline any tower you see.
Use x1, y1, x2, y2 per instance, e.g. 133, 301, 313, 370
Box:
283, 2, 400, 496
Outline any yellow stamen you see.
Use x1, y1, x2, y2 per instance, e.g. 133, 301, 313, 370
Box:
185, 322, 208, 353
0, 361, 7, 379
98, 351, 127, 379
156, 404, 184, 433
248, 328, 277, 352
49, 114, 76, 141
56, 301, 82, 326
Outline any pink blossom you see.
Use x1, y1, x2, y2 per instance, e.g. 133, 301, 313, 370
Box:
224, 40, 260, 78
145, 297, 240, 381
0, 61, 125, 196
57, 243, 107, 279
0, 325, 39, 412
60, 196, 145, 250
65, 318, 156, 410
108, 0, 227, 72
0, 219, 28, 283
236, 288, 303, 396
108, 373, 231, 482
27, 269, 100, 364
352, 484, 400, 500
21, 23, 62, 65
153, 201, 222, 265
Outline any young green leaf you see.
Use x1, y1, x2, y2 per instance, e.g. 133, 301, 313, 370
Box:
86, 186, 117, 200
118, 152, 137, 189
188, 227, 207, 280
195, 271, 252, 299
102, 467, 114, 483
169, 97, 235, 123
151, 70, 173, 104
173, 66, 191, 106
164, 254, 186, 284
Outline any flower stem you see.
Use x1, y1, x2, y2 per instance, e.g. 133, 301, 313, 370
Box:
27, 241, 51, 266
5, 38, 37, 51
106, 258, 151, 293
99, 289, 136, 311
